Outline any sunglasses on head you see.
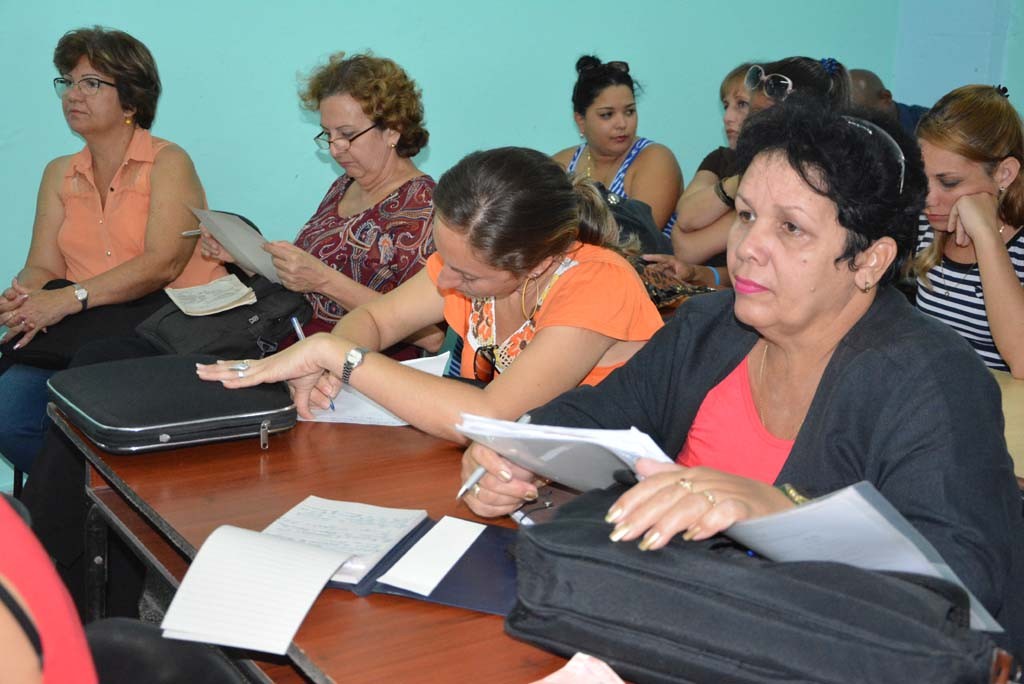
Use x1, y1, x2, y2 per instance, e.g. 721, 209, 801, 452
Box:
744, 65, 794, 103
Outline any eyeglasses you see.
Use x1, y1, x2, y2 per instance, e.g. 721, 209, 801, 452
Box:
53, 76, 116, 97
314, 123, 377, 150
473, 344, 500, 383
842, 116, 906, 195
744, 65, 793, 103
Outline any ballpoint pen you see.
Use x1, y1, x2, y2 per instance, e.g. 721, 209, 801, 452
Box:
455, 413, 531, 500
180, 229, 202, 237
291, 316, 336, 411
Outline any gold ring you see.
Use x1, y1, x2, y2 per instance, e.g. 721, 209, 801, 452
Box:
677, 478, 694, 492
701, 490, 717, 506
471, 483, 482, 497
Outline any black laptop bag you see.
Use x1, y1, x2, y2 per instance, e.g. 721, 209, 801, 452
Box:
47, 354, 296, 454
506, 485, 1018, 684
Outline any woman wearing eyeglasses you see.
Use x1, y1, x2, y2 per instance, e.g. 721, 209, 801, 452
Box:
198, 147, 663, 442
912, 85, 1024, 377
0, 27, 225, 472
553, 56, 683, 236
462, 101, 1024, 656
199, 52, 438, 353
652, 57, 851, 289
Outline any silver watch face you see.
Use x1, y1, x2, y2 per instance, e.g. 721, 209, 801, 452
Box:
74, 285, 88, 301
346, 347, 365, 365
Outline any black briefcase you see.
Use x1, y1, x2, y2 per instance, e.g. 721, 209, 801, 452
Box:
47, 354, 296, 453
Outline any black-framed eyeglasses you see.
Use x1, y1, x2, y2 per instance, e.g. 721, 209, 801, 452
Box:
744, 65, 793, 103
54, 76, 116, 97
473, 344, 500, 383
314, 123, 378, 150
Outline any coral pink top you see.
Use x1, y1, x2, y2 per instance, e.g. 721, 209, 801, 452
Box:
677, 356, 794, 483
0, 499, 97, 683
57, 127, 225, 287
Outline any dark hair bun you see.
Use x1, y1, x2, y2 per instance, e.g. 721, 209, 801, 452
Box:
575, 55, 602, 74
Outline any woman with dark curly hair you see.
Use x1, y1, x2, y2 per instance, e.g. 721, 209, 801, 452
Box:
463, 99, 1024, 657
0, 26, 225, 472
201, 52, 439, 351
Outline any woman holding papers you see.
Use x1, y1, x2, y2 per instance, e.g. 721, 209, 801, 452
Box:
462, 101, 1024, 654
0, 27, 224, 472
199, 52, 438, 354
198, 147, 663, 442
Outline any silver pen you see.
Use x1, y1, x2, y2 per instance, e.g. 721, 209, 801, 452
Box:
455, 413, 531, 500
181, 229, 202, 237
291, 316, 336, 411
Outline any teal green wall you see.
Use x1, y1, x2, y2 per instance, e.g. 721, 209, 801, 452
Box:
1, 0, 900, 274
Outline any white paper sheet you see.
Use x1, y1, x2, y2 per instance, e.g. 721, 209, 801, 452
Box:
300, 352, 450, 426
262, 496, 427, 584
161, 525, 346, 654
727, 481, 1002, 632
190, 208, 280, 283
376, 516, 484, 596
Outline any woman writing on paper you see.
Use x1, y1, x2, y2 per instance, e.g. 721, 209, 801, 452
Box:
0, 27, 225, 472
199, 52, 438, 355
198, 147, 663, 442
460, 101, 1024, 653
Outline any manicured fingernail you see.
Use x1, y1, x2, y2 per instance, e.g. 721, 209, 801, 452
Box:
609, 524, 630, 542
523, 490, 538, 501
498, 469, 512, 482
638, 531, 661, 551
683, 526, 701, 542
605, 507, 624, 524
12, 342, 21, 350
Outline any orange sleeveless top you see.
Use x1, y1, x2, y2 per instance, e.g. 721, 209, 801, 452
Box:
57, 128, 225, 287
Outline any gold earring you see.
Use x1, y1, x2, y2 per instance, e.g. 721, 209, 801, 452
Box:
124, 116, 133, 125
861, 279, 873, 293
520, 274, 541, 320
389, 142, 396, 148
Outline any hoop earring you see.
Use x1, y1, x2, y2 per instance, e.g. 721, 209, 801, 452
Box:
520, 274, 540, 320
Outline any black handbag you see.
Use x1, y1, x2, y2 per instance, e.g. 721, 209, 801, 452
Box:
506, 485, 1018, 684
134, 275, 312, 359
47, 354, 296, 453
0, 281, 169, 371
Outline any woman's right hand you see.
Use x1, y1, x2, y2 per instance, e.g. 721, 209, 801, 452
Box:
642, 254, 698, 282
198, 228, 236, 264
460, 442, 540, 517
0, 278, 29, 319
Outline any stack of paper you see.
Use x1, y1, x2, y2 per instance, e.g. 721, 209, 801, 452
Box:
165, 274, 257, 316
190, 208, 280, 283
455, 414, 672, 491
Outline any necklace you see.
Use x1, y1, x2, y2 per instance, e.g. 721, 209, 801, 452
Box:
756, 342, 770, 426
584, 148, 593, 179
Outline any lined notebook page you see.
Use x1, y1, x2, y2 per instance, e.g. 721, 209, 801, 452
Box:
161, 525, 347, 654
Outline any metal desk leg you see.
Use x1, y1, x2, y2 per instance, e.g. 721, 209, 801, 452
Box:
84, 502, 108, 621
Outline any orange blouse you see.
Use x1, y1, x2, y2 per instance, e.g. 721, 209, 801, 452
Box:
427, 243, 663, 386
57, 128, 224, 287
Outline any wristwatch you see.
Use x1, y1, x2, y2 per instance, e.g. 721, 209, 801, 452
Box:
72, 283, 89, 311
342, 347, 369, 385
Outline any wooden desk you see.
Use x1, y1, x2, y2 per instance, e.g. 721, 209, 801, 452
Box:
994, 370, 1024, 475
51, 408, 563, 683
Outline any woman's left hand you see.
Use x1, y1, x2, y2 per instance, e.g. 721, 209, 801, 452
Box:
0, 287, 78, 347
948, 192, 1002, 248
263, 241, 329, 293
195, 333, 339, 418
605, 459, 794, 550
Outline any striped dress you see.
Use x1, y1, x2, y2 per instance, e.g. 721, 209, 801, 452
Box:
567, 137, 678, 237
915, 216, 1024, 372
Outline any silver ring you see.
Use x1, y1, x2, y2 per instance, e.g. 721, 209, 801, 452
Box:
701, 490, 717, 507
471, 483, 482, 497
236, 370, 246, 379
229, 361, 251, 372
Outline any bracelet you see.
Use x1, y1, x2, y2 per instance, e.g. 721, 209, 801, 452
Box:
714, 178, 735, 209
777, 483, 810, 506
705, 266, 721, 287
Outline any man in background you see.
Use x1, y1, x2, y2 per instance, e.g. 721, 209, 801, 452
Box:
850, 68, 930, 135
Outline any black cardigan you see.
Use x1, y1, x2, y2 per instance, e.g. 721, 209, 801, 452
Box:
530, 287, 1024, 654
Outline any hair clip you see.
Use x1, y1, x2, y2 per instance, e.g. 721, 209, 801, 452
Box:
819, 57, 839, 76
606, 60, 630, 74
995, 84, 1010, 98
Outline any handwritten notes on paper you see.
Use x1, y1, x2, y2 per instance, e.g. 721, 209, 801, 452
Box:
165, 274, 257, 316
263, 496, 427, 584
